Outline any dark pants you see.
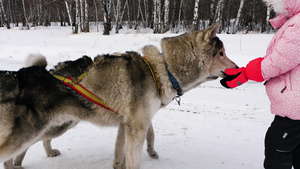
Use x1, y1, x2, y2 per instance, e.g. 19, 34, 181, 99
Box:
264, 116, 300, 169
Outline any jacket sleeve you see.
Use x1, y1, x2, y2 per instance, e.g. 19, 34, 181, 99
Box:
261, 24, 300, 81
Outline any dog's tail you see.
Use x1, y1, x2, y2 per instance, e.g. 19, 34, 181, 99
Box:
25, 54, 48, 68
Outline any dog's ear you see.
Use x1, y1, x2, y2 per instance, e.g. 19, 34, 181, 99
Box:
203, 23, 220, 42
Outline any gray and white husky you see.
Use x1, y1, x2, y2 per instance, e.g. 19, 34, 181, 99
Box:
0, 23, 237, 169
3, 56, 158, 169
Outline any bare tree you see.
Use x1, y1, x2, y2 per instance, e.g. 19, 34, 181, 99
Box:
134, 0, 142, 30
144, 0, 149, 27
192, 0, 200, 30
75, 0, 80, 34
93, 0, 99, 32
80, 0, 83, 30
65, 0, 74, 32
0, 0, 274, 35
115, 0, 121, 33
102, 0, 112, 35
22, 0, 29, 29
126, 0, 132, 29
209, 0, 216, 24
153, 0, 161, 33
83, 0, 89, 32
178, 0, 183, 22
214, 0, 224, 32
266, 4, 271, 32
233, 0, 245, 34
0, 0, 10, 29
163, 0, 170, 32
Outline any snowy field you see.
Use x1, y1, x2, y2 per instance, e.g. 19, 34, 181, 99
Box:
0, 26, 275, 169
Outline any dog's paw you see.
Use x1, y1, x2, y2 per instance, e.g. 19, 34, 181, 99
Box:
14, 167, 24, 169
113, 160, 126, 169
147, 149, 159, 159
46, 149, 61, 157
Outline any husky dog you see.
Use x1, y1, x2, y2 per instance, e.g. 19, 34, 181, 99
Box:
2, 55, 87, 169
3, 55, 158, 169
0, 23, 237, 169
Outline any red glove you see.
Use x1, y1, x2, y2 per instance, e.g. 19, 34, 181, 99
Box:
221, 58, 264, 88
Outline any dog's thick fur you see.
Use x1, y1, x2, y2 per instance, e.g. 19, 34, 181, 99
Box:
0, 23, 237, 169
2, 55, 90, 169
3, 55, 159, 169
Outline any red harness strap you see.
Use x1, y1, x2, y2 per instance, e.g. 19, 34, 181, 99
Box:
53, 75, 117, 113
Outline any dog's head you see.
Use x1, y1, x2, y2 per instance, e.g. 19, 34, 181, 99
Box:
205, 25, 238, 79
161, 23, 237, 87
195, 23, 238, 80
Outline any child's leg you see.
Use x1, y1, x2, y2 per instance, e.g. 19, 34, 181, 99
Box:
292, 145, 300, 169
264, 126, 293, 169
264, 116, 300, 169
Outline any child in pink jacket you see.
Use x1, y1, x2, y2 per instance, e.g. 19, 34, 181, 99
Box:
221, 0, 300, 168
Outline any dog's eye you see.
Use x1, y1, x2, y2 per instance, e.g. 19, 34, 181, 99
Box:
219, 52, 224, 56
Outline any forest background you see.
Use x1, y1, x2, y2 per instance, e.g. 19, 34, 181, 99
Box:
0, 0, 276, 35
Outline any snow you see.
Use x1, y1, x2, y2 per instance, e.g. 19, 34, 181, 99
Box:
0, 26, 275, 169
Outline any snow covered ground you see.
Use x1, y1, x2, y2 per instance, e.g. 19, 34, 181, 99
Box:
0, 26, 275, 169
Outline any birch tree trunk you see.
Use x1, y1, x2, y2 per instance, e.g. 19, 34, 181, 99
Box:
178, 0, 183, 22
134, 0, 141, 30
144, 0, 149, 27
210, 0, 215, 24
266, 4, 271, 32
11, 0, 18, 26
153, 0, 157, 33
37, 0, 43, 26
163, 0, 169, 32
75, 0, 80, 34
153, 0, 161, 33
102, 0, 111, 35
84, 0, 89, 32
120, 0, 128, 24
233, 0, 245, 34
0, 0, 10, 29
192, 0, 200, 30
0, 6, 2, 27
115, 0, 121, 33
9, 0, 15, 26
215, 0, 223, 32
80, 0, 84, 31
22, 0, 29, 29
65, 0, 74, 33
126, 0, 131, 29
93, 0, 99, 32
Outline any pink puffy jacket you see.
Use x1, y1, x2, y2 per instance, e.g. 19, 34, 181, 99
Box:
261, 0, 300, 119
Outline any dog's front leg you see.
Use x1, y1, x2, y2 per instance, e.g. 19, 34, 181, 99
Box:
124, 121, 148, 169
43, 139, 61, 157
3, 158, 14, 169
13, 149, 28, 167
4, 158, 24, 169
113, 123, 126, 169
146, 122, 159, 159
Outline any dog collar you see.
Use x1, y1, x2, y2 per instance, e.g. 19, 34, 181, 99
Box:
164, 62, 183, 96
161, 53, 183, 105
